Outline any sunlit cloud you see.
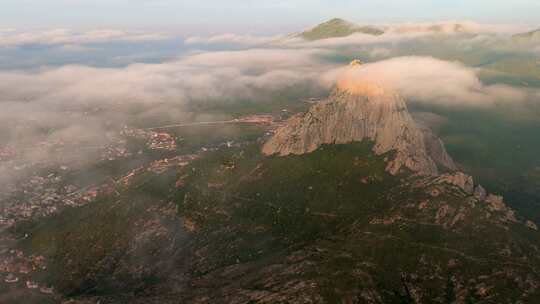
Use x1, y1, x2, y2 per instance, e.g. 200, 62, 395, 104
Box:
322, 56, 531, 107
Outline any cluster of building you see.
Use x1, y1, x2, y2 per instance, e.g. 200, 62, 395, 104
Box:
147, 155, 197, 174
0, 168, 124, 229
2, 276, 54, 294
0, 120, 274, 300
121, 127, 177, 151
0, 128, 190, 226
117, 166, 146, 187
101, 146, 132, 161
0, 248, 53, 294
116, 154, 199, 187
0, 123, 239, 304
148, 132, 177, 150
0, 146, 16, 161
0, 173, 69, 226
0, 250, 46, 274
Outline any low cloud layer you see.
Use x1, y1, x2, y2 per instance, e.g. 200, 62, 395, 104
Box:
1, 51, 535, 155
0, 28, 172, 48
185, 21, 529, 49
0, 48, 330, 162
1, 27, 539, 192
324, 56, 531, 107
0, 48, 327, 108
185, 34, 282, 46
0, 47, 334, 190
385, 21, 525, 35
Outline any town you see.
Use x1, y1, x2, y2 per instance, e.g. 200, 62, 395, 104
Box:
0, 114, 283, 301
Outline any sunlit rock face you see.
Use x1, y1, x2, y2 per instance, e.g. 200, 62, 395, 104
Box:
263, 88, 434, 175
263, 67, 457, 176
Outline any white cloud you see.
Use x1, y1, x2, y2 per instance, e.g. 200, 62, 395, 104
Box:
0, 47, 329, 133
185, 33, 282, 46
323, 56, 530, 107
1, 44, 538, 189
279, 31, 446, 49
268, 21, 529, 50
1, 52, 533, 146
385, 21, 525, 35
182, 21, 526, 49
0, 47, 333, 187
368, 47, 392, 58
58, 44, 100, 52
0, 29, 172, 47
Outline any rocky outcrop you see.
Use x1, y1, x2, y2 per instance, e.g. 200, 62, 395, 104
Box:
485, 194, 506, 211
433, 172, 474, 194
261, 64, 540, 230
263, 85, 456, 176
527, 220, 539, 230
474, 185, 487, 201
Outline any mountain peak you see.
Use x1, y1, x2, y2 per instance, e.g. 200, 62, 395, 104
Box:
262, 78, 457, 176
300, 18, 384, 40
325, 18, 350, 25
349, 59, 363, 66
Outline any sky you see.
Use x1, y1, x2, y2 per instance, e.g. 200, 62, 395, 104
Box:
3, 0, 540, 33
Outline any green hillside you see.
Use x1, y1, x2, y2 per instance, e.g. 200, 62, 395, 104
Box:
301, 18, 384, 40
15, 141, 540, 303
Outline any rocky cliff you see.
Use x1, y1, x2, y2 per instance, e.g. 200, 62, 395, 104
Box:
262, 80, 456, 176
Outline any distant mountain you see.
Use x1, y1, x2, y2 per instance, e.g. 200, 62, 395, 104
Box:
300, 18, 384, 40
513, 28, 540, 41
